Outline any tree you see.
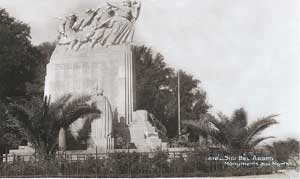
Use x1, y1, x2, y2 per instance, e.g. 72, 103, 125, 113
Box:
181, 113, 213, 144
8, 95, 100, 158
183, 108, 278, 150
0, 101, 24, 163
133, 46, 174, 138
134, 46, 173, 115
0, 9, 41, 99
0, 9, 57, 157
174, 71, 211, 140
133, 46, 211, 138
26, 42, 56, 97
265, 138, 299, 164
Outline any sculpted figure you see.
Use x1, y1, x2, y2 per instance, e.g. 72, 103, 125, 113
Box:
131, 0, 142, 22
56, 0, 142, 50
90, 6, 116, 48
71, 8, 101, 51
90, 85, 113, 148
104, 0, 141, 46
58, 14, 78, 46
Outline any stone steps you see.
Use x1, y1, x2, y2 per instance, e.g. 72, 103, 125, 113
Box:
129, 110, 165, 151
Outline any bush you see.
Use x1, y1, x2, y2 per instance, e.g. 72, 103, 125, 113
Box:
1, 159, 60, 177
0, 149, 277, 177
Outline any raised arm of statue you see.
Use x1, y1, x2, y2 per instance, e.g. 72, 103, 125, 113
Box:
79, 8, 101, 31
73, 19, 84, 31
131, 0, 141, 22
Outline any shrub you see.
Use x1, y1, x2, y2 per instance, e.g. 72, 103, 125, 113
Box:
0, 149, 277, 177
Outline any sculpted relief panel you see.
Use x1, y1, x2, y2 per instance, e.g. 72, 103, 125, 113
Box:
57, 0, 141, 51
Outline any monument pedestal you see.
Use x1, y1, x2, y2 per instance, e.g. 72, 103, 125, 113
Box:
44, 45, 136, 150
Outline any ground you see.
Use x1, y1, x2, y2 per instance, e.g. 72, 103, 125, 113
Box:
231, 169, 299, 179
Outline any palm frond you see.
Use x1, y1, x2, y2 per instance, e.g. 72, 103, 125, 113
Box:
7, 104, 39, 147
208, 115, 230, 134
50, 94, 72, 111
207, 127, 228, 146
231, 108, 248, 128
182, 120, 209, 136
227, 109, 248, 150
217, 112, 230, 124
208, 114, 236, 146
77, 117, 94, 142
5, 94, 102, 157
60, 96, 101, 128
264, 144, 274, 155
248, 136, 275, 149
243, 115, 278, 146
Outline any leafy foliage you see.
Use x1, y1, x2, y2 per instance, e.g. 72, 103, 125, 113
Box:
183, 108, 278, 150
7, 95, 101, 158
0, 10, 57, 154
0, 9, 41, 99
25, 42, 56, 97
148, 113, 168, 141
133, 46, 211, 138
66, 117, 95, 150
1, 150, 275, 177
113, 116, 132, 149
0, 102, 24, 159
265, 138, 299, 164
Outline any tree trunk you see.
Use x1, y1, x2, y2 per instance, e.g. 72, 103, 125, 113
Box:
39, 140, 48, 159
59, 128, 66, 151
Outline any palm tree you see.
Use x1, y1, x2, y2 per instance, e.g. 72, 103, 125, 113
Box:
182, 114, 212, 144
8, 94, 100, 159
183, 108, 278, 150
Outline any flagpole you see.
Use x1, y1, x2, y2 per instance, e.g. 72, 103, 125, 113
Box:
178, 70, 181, 136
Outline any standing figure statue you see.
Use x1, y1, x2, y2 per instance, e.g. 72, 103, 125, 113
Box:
89, 85, 114, 150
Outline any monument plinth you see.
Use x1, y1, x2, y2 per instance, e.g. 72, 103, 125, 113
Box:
45, 45, 136, 123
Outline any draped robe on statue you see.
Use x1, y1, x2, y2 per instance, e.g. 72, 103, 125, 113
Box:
89, 93, 114, 151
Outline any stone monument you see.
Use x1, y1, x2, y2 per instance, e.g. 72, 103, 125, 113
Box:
44, 0, 165, 152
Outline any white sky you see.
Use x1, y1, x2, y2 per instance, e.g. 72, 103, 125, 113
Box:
1, 0, 299, 140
